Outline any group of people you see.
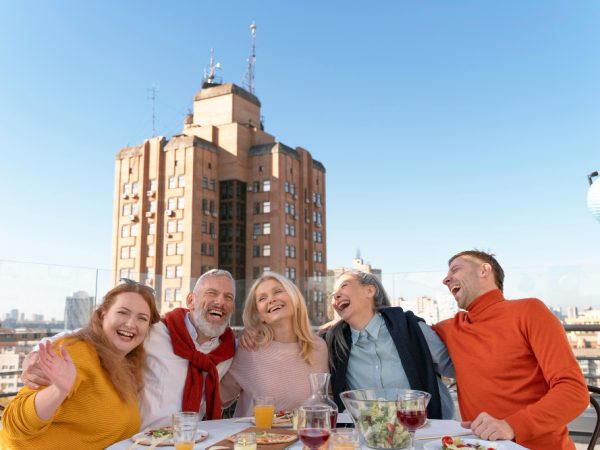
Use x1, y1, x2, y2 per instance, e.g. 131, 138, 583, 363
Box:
0, 250, 590, 450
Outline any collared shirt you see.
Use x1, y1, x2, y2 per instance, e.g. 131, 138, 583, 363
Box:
140, 314, 233, 428
346, 313, 455, 419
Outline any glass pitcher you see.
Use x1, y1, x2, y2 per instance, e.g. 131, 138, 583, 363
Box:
303, 372, 338, 428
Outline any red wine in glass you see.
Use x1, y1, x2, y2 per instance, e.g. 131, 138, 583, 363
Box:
329, 410, 338, 429
397, 409, 426, 432
298, 428, 331, 449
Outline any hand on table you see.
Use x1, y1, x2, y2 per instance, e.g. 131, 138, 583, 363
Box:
462, 412, 515, 441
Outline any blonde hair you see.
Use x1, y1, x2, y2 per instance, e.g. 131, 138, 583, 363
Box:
243, 272, 317, 365
68, 282, 160, 402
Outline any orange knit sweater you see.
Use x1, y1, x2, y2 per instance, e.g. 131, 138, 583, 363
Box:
433, 289, 588, 450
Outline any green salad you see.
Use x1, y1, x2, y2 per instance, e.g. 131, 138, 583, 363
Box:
355, 400, 409, 448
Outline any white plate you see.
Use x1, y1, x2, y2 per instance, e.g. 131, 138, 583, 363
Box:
423, 438, 502, 450
131, 427, 208, 446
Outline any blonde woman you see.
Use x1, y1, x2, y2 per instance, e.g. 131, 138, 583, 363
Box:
1, 281, 160, 449
220, 271, 328, 416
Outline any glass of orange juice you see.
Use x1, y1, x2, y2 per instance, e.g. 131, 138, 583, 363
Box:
254, 396, 275, 429
172, 411, 199, 450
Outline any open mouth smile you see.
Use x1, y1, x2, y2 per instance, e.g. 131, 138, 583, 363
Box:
335, 299, 350, 312
117, 329, 135, 340
267, 304, 284, 313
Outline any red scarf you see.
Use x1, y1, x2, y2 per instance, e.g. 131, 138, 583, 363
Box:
162, 308, 235, 419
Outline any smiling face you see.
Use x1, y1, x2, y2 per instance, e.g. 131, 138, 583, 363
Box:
101, 291, 151, 356
442, 255, 497, 309
188, 275, 235, 339
331, 273, 376, 329
255, 278, 294, 326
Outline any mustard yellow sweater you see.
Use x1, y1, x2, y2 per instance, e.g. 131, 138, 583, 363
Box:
0, 339, 140, 450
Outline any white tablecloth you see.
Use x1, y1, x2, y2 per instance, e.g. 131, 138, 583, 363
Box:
105, 418, 528, 450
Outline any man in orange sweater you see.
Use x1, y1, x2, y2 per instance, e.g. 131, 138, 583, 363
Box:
433, 250, 588, 450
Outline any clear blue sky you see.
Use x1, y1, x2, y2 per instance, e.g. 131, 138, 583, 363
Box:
2, 1, 600, 317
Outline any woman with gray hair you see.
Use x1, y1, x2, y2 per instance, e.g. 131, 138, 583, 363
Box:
325, 270, 455, 419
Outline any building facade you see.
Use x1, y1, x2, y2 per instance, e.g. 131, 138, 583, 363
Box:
64, 291, 95, 330
111, 82, 327, 324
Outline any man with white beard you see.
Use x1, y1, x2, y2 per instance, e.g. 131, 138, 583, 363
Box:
21, 269, 237, 428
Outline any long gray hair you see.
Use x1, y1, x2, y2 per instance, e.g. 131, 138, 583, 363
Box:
325, 270, 391, 368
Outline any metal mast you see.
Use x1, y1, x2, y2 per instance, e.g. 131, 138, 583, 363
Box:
203, 48, 222, 86
243, 22, 257, 94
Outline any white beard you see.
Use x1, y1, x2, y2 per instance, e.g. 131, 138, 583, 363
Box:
191, 308, 228, 338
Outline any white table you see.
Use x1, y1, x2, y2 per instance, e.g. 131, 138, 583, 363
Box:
106, 418, 528, 450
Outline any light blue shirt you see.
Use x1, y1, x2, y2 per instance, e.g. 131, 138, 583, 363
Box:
346, 313, 455, 419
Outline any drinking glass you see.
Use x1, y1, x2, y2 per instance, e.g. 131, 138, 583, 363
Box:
253, 396, 275, 429
297, 405, 331, 450
396, 392, 428, 450
329, 427, 360, 450
172, 412, 199, 450
234, 432, 257, 450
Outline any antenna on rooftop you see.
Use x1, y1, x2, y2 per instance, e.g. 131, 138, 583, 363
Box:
242, 22, 257, 94
203, 48, 222, 87
147, 84, 159, 137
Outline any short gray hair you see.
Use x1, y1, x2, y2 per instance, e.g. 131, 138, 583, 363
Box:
193, 269, 236, 298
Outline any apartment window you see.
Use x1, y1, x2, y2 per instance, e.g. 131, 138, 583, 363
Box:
253, 181, 260, 192
176, 266, 183, 278
208, 162, 212, 169
202, 221, 208, 233
209, 178, 215, 191
284, 182, 289, 193
253, 224, 260, 236
258, 165, 264, 173
285, 224, 290, 236
253, 202, 260, 215
263, 201, 271, 213
209, 244, 215, 256
169, 176, 176, 189
263, 223, 271, 235
166, 266, 175, 278
147, 245, 155, 256
177, 220, 184, 232
264, 266, 271, 272
263, 245, 271, 257
122, 204, 131, 216
176, 242, 184, 255
290, 183, 296, 195
284, 203, 290, 215
290, 245, 296, 258
290, 268, 296, 280
123, 183, 131, 195
177, 197, 185, 209
202, 177, 208, 189
174, 288, 182, 301
121, 247, 129, 259
150, 179, 157, 191
149, 223, 156, 235
209, 222, 215, 235
312, 192, 317, 203
131, 203, 139, 215
130, 247, 137, 258
178, 175, 185, 187
168, 198, 176, 210
290, 204, 296, 217
290, 224, 296, 237
263, 180, 271, 192
167, 243, 176, 256
253, 266, 260, 278
121, 225, 130, 238
150, 201, 157, 212
119, 268, 128, 279
167, 221, 176, 233
285, 245, 290, 257
201, 243, 207, 255
165, 288, 173, 302
131, 181, 138, 194
253, 245, 260, 257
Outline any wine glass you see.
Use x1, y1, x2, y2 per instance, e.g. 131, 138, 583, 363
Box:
297, 405, 331, 450
396, 392, 427, 450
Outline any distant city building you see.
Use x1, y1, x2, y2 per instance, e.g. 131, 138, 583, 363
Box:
567, 306, 579, 319
328, 250, 382, 280
64, 291, 95, 330
111, 69, 327, 323
9, 310, 18, 321
398, 294, 459, 325
31, 314, 44, 322
0, 349, 19, 394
